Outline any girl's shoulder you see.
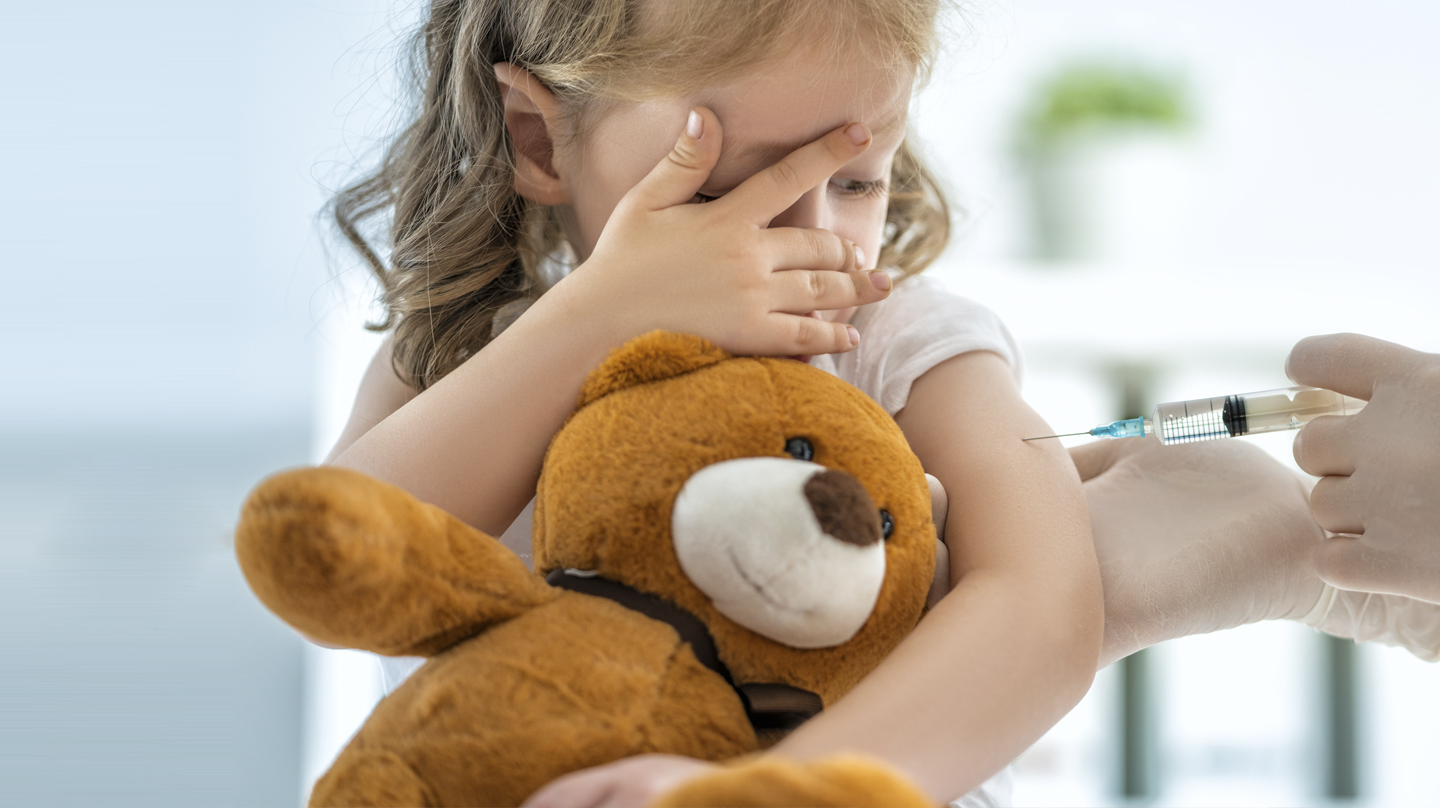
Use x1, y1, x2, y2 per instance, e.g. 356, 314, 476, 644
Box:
813, 274, 1024, 415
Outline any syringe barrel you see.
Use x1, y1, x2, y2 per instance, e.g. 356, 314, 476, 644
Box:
1153, 386, 1367, 445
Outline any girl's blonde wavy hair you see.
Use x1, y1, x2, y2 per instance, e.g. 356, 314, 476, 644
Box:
334, 0, 950, 391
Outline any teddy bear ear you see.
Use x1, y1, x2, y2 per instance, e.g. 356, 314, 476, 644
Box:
577, 331, 732, 408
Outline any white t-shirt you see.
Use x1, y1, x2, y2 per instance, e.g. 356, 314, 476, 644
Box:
809, 274, 1023, 414
376, 274, 1021, 806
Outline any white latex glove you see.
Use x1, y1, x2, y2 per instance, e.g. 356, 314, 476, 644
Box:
1072, 436, 1326, 668
936, 434, 1440, 664
1300, 586, 1440, 663
1287, 333, 1440, 603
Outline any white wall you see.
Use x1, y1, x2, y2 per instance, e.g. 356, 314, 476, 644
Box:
0, 0, 419, 433
1, 3, 411, 805
916, 0, 1440, 276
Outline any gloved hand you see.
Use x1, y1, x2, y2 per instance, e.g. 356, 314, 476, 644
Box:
1287, 333, 1440, 603
1072, 436, 1326, 667
1300, 586, 1440, 663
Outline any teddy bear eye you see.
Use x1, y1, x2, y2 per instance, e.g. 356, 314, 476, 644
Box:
784, 436, 815, 461
879, 509, 894, 540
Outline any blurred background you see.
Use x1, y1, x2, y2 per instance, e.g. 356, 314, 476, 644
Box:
2, 1, 1435, 805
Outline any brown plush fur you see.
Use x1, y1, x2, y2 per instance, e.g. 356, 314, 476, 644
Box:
235, 331, 937, 806
535, 334, 936, 704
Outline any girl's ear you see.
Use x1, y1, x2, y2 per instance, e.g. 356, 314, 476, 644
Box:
494, 63, 569, 206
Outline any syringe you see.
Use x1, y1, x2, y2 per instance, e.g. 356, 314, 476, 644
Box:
1025, 385, 1368, 445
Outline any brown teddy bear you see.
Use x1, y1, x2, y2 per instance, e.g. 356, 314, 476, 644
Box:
236, 331, 939, 807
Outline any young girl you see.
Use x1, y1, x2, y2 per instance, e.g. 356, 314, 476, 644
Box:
324, 0, 1102, 804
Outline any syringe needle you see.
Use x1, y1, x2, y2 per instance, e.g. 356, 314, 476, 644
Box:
1022, 431, 1090, 441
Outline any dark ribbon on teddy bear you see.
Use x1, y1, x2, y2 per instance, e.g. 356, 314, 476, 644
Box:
545, 568, 824, 731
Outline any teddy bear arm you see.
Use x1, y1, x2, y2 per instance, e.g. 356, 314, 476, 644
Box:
236, 466, 555, 656
634, 642, 760, 760
310, 748, 435, 808
309, 595, 759, 807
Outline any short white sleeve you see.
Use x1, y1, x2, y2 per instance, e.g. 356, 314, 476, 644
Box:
810, 275, 1023, 415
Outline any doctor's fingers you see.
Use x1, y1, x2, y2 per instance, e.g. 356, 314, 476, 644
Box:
1292, 414, 1360, 477
1286, 332, 1419, 400
1314, 535, 1438, 601
1308, 474, 1366, 535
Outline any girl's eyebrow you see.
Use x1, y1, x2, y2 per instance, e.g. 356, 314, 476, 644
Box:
719, 107, 908, 167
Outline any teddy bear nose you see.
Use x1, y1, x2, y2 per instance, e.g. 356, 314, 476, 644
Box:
803, 469, 881, 547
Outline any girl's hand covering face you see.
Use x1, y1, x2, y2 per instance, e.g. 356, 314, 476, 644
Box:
561, 106, 893, 358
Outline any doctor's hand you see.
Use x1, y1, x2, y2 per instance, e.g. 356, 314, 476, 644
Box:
1287, 333, 1440, 603
1072, 437, 1326, 668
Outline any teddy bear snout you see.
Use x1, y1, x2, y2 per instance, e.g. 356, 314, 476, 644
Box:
803, 470, 881, 547
671, 457, 888, 649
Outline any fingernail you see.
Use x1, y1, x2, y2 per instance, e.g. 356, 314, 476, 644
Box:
853, 245, 866, 268
686, 110, 703, 139
844, 122, 869, 146
846, 325, 859, 346
869, 270, 890, 291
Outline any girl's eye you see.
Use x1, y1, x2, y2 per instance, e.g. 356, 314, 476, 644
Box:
693, 180, 884, 205
829, 178, 888, 199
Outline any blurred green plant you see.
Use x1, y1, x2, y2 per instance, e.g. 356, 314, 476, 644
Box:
1018, 60, 1193, 155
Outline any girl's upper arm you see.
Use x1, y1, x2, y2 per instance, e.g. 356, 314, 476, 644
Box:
769, 351, 1102, 800
897, 347, 1102, 702
895, 349, 1094, 581
323, 338, 418, 465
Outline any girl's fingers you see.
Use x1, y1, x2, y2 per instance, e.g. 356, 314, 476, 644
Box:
519, 769, 617, 808
770, 267, 890, 313
724, 122, 871, 224
626, 106, 724, 212
768, 312, 861, 356
763, 227, 865, 272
